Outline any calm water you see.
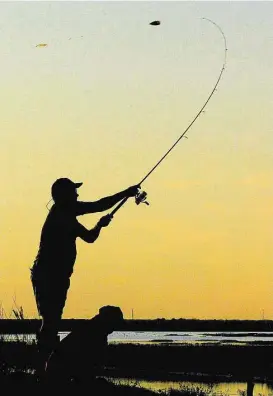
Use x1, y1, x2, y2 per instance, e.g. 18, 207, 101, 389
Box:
2, 330, 273, 344
107, 331, 273, 345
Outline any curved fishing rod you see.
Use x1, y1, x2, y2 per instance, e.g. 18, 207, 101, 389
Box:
110, 18, 227, 217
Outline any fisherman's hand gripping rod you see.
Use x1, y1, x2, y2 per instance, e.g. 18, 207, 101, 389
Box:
109, 18, 227, 218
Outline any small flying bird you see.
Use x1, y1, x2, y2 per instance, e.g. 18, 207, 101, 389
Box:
36, 43, 48, 48
149, 20, 161, 26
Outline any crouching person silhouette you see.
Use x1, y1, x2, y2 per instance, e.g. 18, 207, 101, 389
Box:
30, 178, 139, 379
45, 305, 124, 384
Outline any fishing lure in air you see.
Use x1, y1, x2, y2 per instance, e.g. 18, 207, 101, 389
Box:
110, 18, 228, 216
36, 43, 48, 48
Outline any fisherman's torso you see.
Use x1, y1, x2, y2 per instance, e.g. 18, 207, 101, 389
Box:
32, 204, 80, 278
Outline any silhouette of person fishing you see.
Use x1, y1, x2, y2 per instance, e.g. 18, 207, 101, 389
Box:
30, 177, 139, 377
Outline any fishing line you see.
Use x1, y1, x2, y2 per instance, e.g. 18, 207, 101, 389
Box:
109, 18, 227, 217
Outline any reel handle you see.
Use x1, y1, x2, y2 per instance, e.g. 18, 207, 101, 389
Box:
110, 188, 149, 217
135, 190, 149, 206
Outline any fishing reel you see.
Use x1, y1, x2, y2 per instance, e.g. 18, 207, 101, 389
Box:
135, 189, 149, 206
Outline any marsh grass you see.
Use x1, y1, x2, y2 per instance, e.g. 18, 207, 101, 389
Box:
0, 302, 37, 376
0, 299, 35, 345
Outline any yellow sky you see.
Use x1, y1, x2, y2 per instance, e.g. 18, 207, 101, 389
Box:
0, 1, 272, 320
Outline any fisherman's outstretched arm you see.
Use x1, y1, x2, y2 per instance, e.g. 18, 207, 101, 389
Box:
77, 215, 112, 243
76, 185, 139, 215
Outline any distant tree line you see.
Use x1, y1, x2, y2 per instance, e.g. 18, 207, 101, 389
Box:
122, 318, 273, 332
0, 318, 273, 333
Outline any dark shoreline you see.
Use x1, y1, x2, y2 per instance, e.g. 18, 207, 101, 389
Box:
1, 339, 273, 378
105, 343, 273, 379
1, 341, 273, 393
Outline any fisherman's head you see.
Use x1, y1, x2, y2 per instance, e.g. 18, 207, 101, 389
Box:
51, 178, 83, 204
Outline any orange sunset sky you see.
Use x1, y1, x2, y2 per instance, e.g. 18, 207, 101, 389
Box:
0, 1, 272, 320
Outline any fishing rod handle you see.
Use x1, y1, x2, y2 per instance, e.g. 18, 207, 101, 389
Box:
109, 182, 142, 216
110, 196, 129, 216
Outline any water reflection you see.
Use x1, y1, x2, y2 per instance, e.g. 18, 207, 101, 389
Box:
107, 377, 273, 396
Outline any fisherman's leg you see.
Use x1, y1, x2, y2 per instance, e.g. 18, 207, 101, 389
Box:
38, 314, 61, 355
30, 269, 50, 377
36, 313, 61, 378
36, 297, 63, 376
37, 279, 70, 375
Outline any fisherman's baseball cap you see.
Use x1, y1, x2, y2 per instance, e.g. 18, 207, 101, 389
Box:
51, 178, 83, 200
